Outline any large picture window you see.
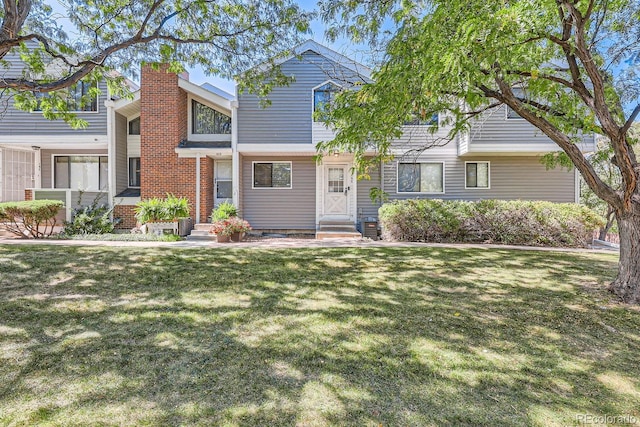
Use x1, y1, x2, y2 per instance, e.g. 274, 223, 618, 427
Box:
465, 162, 490, 189
129, 157, 141, 188
253, 162, 292, 188
192, 100, 231, 134
54, 156, 108, 191
398, 162, 444, 193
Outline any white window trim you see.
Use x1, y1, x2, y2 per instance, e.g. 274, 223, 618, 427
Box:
311, 80, 343, 123
396, 161, 446, 194
464, 161, 491, 190
251, 161, 293, 190
51, 154, 109, 191
31, 81, 100, 114
128, 156, 141, 189
187, 95, 232, 141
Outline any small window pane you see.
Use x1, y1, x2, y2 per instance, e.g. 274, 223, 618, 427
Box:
466, 163, 477, 188
129, 117, 140, 135
476, 163, 489, 188
254, 163, 273, 187
54, 157, 69, 188
216, 180, 232, 199
272, 163, 291, 188
328, 168, 344, 193
398, 164, 420, 192
129, 157, 141, 187
420, 163, 443, 193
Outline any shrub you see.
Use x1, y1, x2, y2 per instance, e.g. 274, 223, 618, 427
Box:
211, 201, 238, 221
135, 194, 190, 223
62, 201, 120, 236
379, 199, 603, 247
0, 200, 64, 238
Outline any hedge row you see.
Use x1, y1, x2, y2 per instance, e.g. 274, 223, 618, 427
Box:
0, 200, 64, 238
379, 199, 603, 247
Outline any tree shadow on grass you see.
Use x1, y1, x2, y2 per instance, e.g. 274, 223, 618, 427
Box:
0, 245, 635, 426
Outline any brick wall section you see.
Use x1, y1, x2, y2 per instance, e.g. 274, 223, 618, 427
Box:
114, 205, 138, 229
140, 64, 198, 218
24, 189, 33, 201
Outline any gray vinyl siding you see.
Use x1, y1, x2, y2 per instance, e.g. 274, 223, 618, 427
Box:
115, 113, 128, 193
237, 51, 365, 145
357, 160, 382, 219
468, 105, 592, 147
241, 156, 316, 229
384, 154, 576, 203
0, 50, 109, 135
41, 149, 108, 188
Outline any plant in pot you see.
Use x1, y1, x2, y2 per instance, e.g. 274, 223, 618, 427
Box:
134, 194, 190, 235
210, 217, 252, 243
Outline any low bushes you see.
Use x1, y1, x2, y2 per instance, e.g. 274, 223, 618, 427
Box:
0, 200, 64, 238
62, 201, 119, 236
134, 194, 190, 223
379, 199, 603, 247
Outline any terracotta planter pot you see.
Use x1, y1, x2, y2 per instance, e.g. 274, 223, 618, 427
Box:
230, 232, 243, 242
217, 234, 231, 243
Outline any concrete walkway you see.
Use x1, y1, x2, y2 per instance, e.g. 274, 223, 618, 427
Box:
0, 236, 620, 253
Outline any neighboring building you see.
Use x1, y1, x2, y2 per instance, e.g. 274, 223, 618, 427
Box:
0, 40, 595, 235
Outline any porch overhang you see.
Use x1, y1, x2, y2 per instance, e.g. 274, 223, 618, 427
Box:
174, 140, 232, 158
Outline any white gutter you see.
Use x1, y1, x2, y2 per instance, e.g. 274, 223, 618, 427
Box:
105, 99, 116, 206
195, 154, 201, 224
231, 100, 240, 212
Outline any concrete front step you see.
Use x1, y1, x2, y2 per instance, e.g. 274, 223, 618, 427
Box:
316, 230, 362, 240
193, 223, 212, 231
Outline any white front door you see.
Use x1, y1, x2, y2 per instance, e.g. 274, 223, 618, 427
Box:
323, 164, 350, 218
214, 160, 232, 205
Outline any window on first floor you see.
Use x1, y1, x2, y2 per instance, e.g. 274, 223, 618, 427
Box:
253, 162, 292, 188
129, 157, 141, 187
398, 162, 444, 193
465, 161, 490, 188
54, 156, 108, 191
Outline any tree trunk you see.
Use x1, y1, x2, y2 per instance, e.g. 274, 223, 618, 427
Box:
609, 211, 640, 303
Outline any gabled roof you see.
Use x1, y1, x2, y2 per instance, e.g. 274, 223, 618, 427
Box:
113, 77, 233, 116
251, 39, 373, 80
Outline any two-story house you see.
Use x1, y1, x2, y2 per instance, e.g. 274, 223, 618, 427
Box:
0, 50, 112, 219
2, 40, 595, 236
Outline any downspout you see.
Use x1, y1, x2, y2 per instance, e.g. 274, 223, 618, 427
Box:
231, 100, 240, 213
196, 153, 201, 224
105, 99, 116, 207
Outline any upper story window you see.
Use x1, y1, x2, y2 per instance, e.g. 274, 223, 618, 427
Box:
35, 81, 98, 112
313, 82, 341, 117
128, 117, 140, 135
192, 100, 231, 134
398, 162, 444, 193
405, 113, 439, 126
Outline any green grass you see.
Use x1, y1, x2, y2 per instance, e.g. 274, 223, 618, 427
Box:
0, 245, 636, 426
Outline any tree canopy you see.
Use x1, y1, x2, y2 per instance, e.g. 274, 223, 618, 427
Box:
0, 0, 311, 123
319, 0, 640, 303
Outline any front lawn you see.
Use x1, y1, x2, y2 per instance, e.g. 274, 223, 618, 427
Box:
0, 245, 636, 426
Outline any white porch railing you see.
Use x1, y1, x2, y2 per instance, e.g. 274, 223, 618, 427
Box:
29, 189, 109, 222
